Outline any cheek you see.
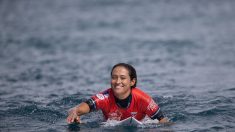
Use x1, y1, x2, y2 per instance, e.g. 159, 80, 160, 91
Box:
111, 79, 115, 84
124, 80, 131, 85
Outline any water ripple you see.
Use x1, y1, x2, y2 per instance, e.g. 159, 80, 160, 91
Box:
7, 104, 65, 123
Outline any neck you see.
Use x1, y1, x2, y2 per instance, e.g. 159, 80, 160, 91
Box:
114, 92, 132, 108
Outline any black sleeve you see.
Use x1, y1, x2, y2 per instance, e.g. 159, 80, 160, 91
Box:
150, 108, 165, 121
84, 98, 96, 112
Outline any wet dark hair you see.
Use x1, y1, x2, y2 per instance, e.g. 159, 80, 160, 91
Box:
111, 63, 137, 88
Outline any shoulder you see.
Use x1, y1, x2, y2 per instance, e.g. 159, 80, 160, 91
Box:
92, 88, 112, 100
132, 88, 159, 113
132, 87, 151, 101
90, 88, 113, 110
132, 87, 150, 96
101, 88, 112, 97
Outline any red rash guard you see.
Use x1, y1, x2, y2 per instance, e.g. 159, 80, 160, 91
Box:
88, 88, 161, 121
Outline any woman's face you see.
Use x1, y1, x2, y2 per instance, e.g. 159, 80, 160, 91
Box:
111, 66, 135, 99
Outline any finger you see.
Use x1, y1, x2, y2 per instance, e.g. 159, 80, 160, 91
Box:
75, 117, 81, 123
67, 117, 74, 124
67, 116, 73, 123
66, 117, 71, 123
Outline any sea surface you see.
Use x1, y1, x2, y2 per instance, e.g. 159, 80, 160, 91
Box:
0, 0, 235, 131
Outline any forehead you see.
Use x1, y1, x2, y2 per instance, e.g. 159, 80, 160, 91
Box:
112, 66, 129, 75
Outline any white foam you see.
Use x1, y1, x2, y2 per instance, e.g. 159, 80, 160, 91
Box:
142, 118, 159, 124
100, 117, 159, 128
100, 119, 121, 127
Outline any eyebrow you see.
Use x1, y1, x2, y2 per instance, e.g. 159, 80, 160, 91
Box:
112, 75, 128, 77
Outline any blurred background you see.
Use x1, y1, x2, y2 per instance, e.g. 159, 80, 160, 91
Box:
0, 0, 235, 131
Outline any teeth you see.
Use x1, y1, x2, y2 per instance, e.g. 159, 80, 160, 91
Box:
116, 86, 123, 88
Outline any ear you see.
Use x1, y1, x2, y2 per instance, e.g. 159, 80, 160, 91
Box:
130, 78, 136, 86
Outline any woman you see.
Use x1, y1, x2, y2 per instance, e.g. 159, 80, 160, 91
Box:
67, 63, 169, 124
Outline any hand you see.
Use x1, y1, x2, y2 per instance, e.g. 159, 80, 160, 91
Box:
158, 117, 174, 125
159, 117, 169, 123
66, 109, 81, 124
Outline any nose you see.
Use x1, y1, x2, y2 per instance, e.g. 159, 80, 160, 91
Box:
117, 77, 121, 84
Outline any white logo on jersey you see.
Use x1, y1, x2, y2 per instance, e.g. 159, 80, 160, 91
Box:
96, 94, 105, 100
108, 110, 122, 121
147, 99, 157, 111
131, 112, 137, 117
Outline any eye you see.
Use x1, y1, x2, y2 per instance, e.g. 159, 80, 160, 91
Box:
121, 76, 127, 80
112, 76, 117, 79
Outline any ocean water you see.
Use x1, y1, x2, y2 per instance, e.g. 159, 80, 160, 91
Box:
0, 0, 235, 131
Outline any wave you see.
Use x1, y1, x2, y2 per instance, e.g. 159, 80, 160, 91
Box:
189, 125, 225, 132
227, 87, 235, 91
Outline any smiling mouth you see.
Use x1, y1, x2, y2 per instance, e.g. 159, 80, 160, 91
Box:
115, 86, 123, 89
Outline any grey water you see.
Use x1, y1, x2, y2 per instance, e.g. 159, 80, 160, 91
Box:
0, 0, 235, 131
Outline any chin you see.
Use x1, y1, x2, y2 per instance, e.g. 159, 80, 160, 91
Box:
112, 88, 123, 94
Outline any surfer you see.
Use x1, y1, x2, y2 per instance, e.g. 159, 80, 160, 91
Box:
67, 63, 169, 124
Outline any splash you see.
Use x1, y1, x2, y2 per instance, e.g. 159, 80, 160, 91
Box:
100, 117, 160, 128
100, 119, 121, 127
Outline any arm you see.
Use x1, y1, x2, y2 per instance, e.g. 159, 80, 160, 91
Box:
66, 102, 90, 124
144, 98, 169, 124
67, 90, 109, 124
150, 109, 170, 124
